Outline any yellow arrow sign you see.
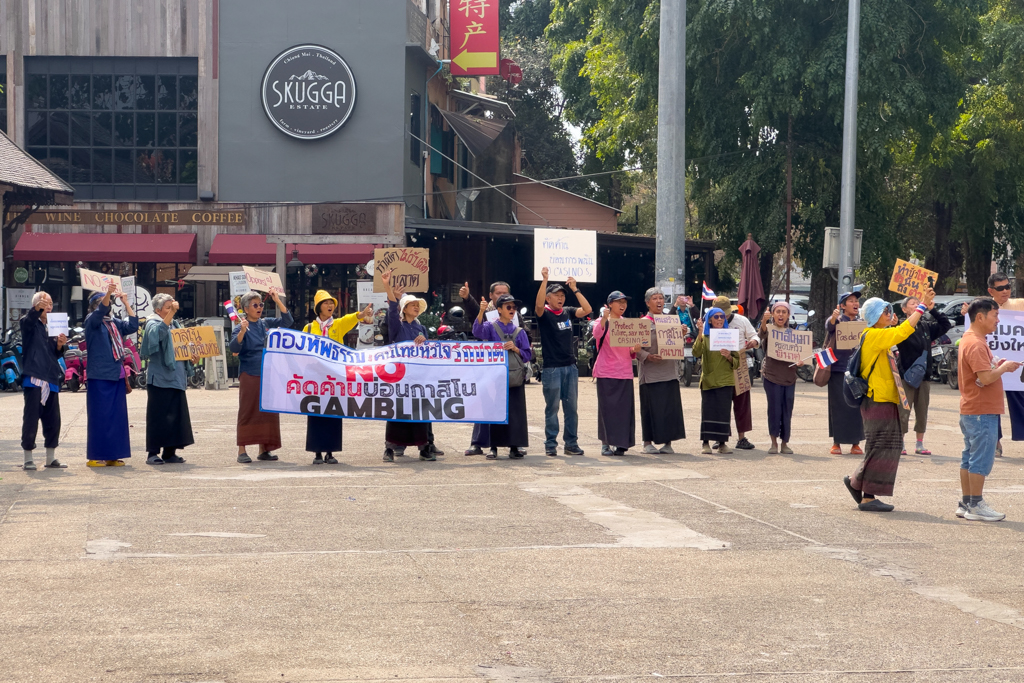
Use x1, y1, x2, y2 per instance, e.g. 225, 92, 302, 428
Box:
452, 50, 497, 71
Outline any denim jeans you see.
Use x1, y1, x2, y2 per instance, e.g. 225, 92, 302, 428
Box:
542, 364, 579, 450
960, 414, 999, 476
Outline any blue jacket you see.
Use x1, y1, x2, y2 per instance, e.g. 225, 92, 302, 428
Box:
19, 307, 64, 386
141, 316, 188, 391
387, 299, 427, 343
229, 311, 294, 377
84, 302, 139, 381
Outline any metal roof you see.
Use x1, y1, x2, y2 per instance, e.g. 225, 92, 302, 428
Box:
0, 131, 75, 198
449, 90, 516, 119
439, 109, 509, 158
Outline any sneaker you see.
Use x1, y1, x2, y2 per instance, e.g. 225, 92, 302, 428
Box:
256, 452, 278, 461
545, 449, 558, 457
717, 444, 733, 454
955, 501, 968, 518
312, 454, 325, 465
23, 461, 37, 471
964, 501, 1005, 522
464, 446, 484, 456
382, 448, 395, 462
146, 455, 165, 465
43, 460, 67, 469
163, 455, 186, 464
915, 447, 932, 455
419, 448, 436, 461
658, 444, 675, 454
509, 448, 525, 459
643, 444, 660, 454
563, 446, 585, 456
901, 448, 907, 455
324, 454, 339, 464
843, 476, 863, 504
428, 443, 445, 456
858, 498, 894, 512
237, 453, 252, 464
850, 445, 864, 455
601, 445, 614, 456
612, 447, 627, 456
395, 447, 407, 457
701, 443, 712, 455
735, 437, 754, 450
830, 444, 843, 455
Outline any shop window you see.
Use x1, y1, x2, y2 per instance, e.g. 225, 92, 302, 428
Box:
24, 56, 199, 200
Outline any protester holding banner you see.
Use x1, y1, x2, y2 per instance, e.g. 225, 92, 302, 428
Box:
981, 273, 1024, 456
826, 292, 865, 455
140, 294, 194, 465
460, 279, 512, 457
896, 295, 951, 455
230, 290, 293, 464
714, 296, 758, 450
20, 292, 68, 470
843, 290, 934, 512
84, 284, 139, 467
758, 303, 800, 454
473, 293, 533, 459
591, 292, 637, 455
694, 308, 741, 454
638, 288, 686, 453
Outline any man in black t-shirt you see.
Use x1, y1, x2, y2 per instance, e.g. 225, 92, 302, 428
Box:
535, 267, 593, 456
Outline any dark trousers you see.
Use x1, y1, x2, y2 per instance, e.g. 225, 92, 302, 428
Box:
763, 378, 795, 441
22, 388, 60, 451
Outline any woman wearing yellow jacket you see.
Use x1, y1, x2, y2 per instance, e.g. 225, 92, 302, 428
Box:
303, 290, 373, 464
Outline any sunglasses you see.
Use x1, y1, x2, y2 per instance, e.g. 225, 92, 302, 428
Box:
711, 314, 726, 320
250, 303, 264, 309
992, 284, 1012, 292
502, 304, 516, 310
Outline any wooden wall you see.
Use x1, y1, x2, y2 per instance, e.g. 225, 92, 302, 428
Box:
513, 176, 620, 232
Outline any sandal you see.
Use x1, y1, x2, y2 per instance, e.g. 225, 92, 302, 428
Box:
850, 445, 864, 455
914, 447, 932, 455
829, 444, 842, 455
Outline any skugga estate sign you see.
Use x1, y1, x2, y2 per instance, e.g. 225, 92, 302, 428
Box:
261, 45, 357, 140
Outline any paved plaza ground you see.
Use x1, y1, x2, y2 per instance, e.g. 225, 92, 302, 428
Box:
3, 376, 1024, 682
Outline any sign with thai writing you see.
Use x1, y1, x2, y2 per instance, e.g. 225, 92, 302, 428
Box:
767, 327, 813, 362
373, 248, 429, 293
450, 0, 500, 76
709, 328, 741, 352
260, 330, 509, 423
609, 318, 652, 348
651, 314, 687, 359
242, 266, 286, 298
47, 313, 69, 337
6, 288, 34, 309
888, 258, 938, 299
533, 228, 597, 283
986, 309, 1024, 391
734, 364, 751, 396
836, 320, 867, 350
11, 209, 246, 226
79, 268, 121, 294
171, 326, 220, 361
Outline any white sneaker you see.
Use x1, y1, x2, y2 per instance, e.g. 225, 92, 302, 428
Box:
659, 444, 675, 454
955, 501, 968, 518
643, 444, 660, 454
964, 500, 1005, 522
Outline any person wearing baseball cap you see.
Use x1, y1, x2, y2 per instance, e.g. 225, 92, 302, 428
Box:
826, 291, 864, 455
590, 291, 637, 455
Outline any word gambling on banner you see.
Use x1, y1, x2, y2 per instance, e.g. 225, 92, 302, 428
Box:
888, 258, 938, 299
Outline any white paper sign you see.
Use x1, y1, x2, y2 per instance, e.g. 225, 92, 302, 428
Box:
120, 276, 136, 309
357, 281, 388, 312
987, 309, 1024, 391
79, 267, 122, 293
533, 228, 597, 283
47, 312, 69, 337
229, 271, 249, 297
709, 328, 741, 352
7, 288, 35, 310
242, 266, 286, 298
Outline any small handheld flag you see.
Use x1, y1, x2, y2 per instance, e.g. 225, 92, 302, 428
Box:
702, 282, 716, 301
224, 300, 239, 322
814, 348, 838, 369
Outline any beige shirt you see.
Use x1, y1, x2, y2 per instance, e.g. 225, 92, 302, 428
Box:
1003, 298, 1024, 311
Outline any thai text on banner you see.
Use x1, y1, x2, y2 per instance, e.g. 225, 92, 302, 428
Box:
987, 309, 1024, 392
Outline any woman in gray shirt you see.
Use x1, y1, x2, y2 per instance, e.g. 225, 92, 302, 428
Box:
637, 288, 687, 453
140, 293, 194, 465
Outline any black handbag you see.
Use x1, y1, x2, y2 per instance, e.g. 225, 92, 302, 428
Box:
842, 330, 880, 408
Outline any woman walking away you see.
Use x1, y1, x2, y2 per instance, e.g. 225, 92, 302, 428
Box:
843, 290, 935, 512
381, 269, 434, 462
591, 291, 638, 455
140, 294, 194, 465
230, 290, 292, 464
693, 307, 740, 454
638, 287, 686, 453
473, 293, 533, 459
826, 291, 865, 455
302, 290, 373, 465
758, 302, 801, 454
84, 283, 139, 467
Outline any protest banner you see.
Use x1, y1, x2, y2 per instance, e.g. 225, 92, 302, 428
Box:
171, 326, 221, 362
229, 271, 249, 297
533, 227, 597, 283
373, 248, 429, 293
47, 313, 69, 337
986, 309, 1024, 391
6, 288, 34, 310
79, 268, 121, 294
609, 318, 652, 348
651, 314, 687, 359
734, 364, 751, 395
357, 281, 388, 312
709, 328, 741, 352
767, 327, 813, 362
121, 276, 136, 309
242, 266, 286, 297
888, 258, 938, 299
259, 330, 509, 423
836, 321, 867, 350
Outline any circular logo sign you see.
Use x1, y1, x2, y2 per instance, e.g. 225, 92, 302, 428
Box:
13, 267, 28, 283
261, 45, 357, 140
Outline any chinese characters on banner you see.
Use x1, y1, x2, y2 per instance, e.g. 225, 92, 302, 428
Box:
450, 0, 500, 76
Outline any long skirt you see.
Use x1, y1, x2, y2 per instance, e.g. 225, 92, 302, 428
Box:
828, 372, 864, 444
385, 421, 430, 448
596, 377, 636, 449
470, 423, 491, 448
306, 416, 343, 453
700, 386, 733, 443
146, 385, 194, 453
490, 385, 529, 448
87, 378, 131, 460
851, 396, 903, 497
236, 372, 281, 450
640, 380, 685, 443
732, 385, 753, 433
763, 378, 795, 441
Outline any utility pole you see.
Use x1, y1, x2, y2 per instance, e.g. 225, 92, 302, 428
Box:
655, 0, 686, 301
837, 0, 861, 297
786, 116, 793, 304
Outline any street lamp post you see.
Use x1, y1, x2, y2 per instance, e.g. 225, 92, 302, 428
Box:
837, 0, 861, 297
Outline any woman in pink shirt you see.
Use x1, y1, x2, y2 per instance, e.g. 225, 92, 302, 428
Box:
591, 291, 638, 455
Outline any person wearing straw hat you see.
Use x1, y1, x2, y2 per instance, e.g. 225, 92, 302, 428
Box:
590, 291, 638, 455
694, 307, 741, 454
714, 295, 758, 450
638, 287, 686, 453
302, 290, 373, 465
826, 291, 865, 455
758, 302, 801, 454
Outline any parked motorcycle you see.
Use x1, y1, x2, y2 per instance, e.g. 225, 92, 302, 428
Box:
122, 335, 143, 389
64, 329, 87, 392
796, 350, 817, 383
939, 343, 959, 389
0, 329, 24, 391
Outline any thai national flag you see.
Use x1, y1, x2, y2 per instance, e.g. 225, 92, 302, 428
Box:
814, 348, 838, 369
701, 281, 716, 300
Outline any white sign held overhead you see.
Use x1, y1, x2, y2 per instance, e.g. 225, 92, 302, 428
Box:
120, 276, 137, 309
229, 271, 250, 297
533, 228, 597, 283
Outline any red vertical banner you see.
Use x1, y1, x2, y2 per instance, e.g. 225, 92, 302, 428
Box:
449, 0, 500, 76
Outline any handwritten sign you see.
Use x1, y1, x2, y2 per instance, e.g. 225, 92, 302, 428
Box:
80, 268, 121, 294
229, 271, 249, 297
242, 266, 286, 298
709, 328, 741, 352
888, 258, 938, 299
836, 321, 867, 350
47, 312, 69, 337
533, 228, 597, 283
609, 318, 652, 348
767, 327, 813, 362
373, 248, 429, 293
734, 364, 751, 396
651, 314, 687, 359
171, 326, 220, 362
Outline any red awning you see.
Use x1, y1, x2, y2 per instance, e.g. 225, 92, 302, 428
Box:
208, 234, 374, 266
13, 232, 197, 262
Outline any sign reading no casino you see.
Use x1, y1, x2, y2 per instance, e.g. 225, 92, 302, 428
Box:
261, 44, 357, 140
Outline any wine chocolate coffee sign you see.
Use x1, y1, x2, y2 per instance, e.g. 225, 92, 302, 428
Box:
261, 45, 357, 140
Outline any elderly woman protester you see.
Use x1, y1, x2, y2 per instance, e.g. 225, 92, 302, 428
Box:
230, 290, 292, 463
843, 289, 935, 512
713, 295, 758, 450
473, 293, 533, 459
303, 290, 373, 465
758, 302, 801, 454
826, 291, 865, 455
591, 291, 638, 456
84, 283, 139, 467
19, 292, 68, 470
140, 293, 194, 465
638, 288, 686, 453
693, 308, 741, 454
381, 269, 435, 462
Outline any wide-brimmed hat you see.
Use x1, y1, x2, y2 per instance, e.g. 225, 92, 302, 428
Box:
313, 289, 338, 314
399, 294, 427, 318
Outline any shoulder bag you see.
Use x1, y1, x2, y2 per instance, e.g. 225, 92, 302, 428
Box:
813, 329, 835, 387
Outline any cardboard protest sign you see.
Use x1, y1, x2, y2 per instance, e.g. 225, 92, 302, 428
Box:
886, 348, 910, 410
767, 327, 813, 362
171, 326, 220, 362
47, 313, 69, 337
734, 364, 751, 395
357, 281, 388, 312
80, 268, 121, 294
373, 248, 429, 293
229, 271, 249, 297
888, 259, 938, 299
533, 228, 597, 283
242, 266, 286, 298
709, 328, 741, 352
651, 314, 687, 359
836, 321, 867, 350
609, 318, 652, 348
